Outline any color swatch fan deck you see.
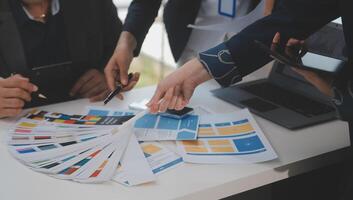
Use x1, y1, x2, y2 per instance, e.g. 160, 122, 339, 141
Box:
6, 110, 155, 185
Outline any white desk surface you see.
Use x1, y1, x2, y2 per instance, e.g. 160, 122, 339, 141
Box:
0, 68, 350, 200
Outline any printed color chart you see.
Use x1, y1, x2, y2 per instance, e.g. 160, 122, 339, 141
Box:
134, 114, 199, 141
177, 109, 277, 164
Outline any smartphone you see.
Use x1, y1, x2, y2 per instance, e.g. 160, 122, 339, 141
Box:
160, 107, 194, 119
254, 40, 344, 74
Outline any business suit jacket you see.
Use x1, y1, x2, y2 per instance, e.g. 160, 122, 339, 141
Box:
223, 1, 352, 198
0, 0, 122, 106
223, 0, 353, 120
123, 0, 261, 62
0, 0, 122, 78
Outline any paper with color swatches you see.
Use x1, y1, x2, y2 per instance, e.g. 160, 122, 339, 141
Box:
7, 110, 155, 185
134, 114, 199, 141
177, 109, 278, 164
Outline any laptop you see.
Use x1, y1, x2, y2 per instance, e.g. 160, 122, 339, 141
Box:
212, 22, 346, 129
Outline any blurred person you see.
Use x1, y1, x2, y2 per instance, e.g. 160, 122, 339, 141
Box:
104, 0, 276, 95
147, 0, 352, 116
0, 0, 123, 118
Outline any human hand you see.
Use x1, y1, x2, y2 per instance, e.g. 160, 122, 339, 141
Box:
104, 31, 140, 98
70, 69, 110, 102
0, 74, 37, 117
271, 32, 333, 97
147, 58, 212, 113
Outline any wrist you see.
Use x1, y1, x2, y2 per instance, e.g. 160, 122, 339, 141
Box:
116, 31, 137, 54
189, 58, 212, 85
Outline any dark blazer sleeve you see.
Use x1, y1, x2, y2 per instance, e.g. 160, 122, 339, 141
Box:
331, 64, 353, 122
334, 83, 353, 122
123, 0, 162, 57
225, 0, 340, 77
98, 0, 123, 70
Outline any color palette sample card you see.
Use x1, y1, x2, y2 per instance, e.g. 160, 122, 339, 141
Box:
7, 110, 154, 185
140, 141, 183, 174
113, 141, 183, 186
113, 134, 156, 186
134, 114, 200, 141
85, 106, 136, 117
177, 109, 278, 164
26, 110, 134, 125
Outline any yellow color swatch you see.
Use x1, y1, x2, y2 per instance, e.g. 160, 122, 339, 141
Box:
217, 124, 253, 135
198, 128, 215, 136
142, 144, 161, 154
185, 146, 208, 153
208, 140, 231, 146
84, 116, 100, 121
211, 147, 235, 153
54, 119, 66, 123
19, 122, 37, 128
98, 160, 108, 170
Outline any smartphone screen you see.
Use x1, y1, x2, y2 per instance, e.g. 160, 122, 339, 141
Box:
254, 40, 344, 74
300, 52, 343, 73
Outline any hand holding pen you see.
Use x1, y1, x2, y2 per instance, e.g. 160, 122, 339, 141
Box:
103, 72, 139, 105
0, 74, 44, 117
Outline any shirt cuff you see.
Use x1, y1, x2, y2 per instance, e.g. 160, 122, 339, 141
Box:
331, 80, 353, 121
331, 80, 353, 106
198, 43, 242, 87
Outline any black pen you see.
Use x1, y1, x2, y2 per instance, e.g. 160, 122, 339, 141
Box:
103, 73, 133, 105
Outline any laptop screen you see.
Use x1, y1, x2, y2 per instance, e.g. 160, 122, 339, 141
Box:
277, 66, 309, 84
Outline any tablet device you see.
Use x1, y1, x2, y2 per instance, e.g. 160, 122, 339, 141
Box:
24, 61, 79, 107
254, 40, 344, 75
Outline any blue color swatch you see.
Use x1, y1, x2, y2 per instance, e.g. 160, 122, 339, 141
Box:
177, 131, 196, 140
157, 117, 179, 130
233, 135, 265, 152
135, 114, 159, 129
17, 148, 36, 154
180, 115, 198, 131
88, 110, 109, 116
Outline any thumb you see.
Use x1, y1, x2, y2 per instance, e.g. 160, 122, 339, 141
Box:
120, 64, 129, 86
104, 58, 118, 91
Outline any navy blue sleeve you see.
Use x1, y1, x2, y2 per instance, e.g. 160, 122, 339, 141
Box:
200, 0, 340, 87
331, 64, 353, 121
122, 0, 162, 57
198, 43, 242, 87
332, 81, 353, 121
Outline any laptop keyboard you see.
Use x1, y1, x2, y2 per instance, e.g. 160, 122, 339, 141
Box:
241, 83, 335, 117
